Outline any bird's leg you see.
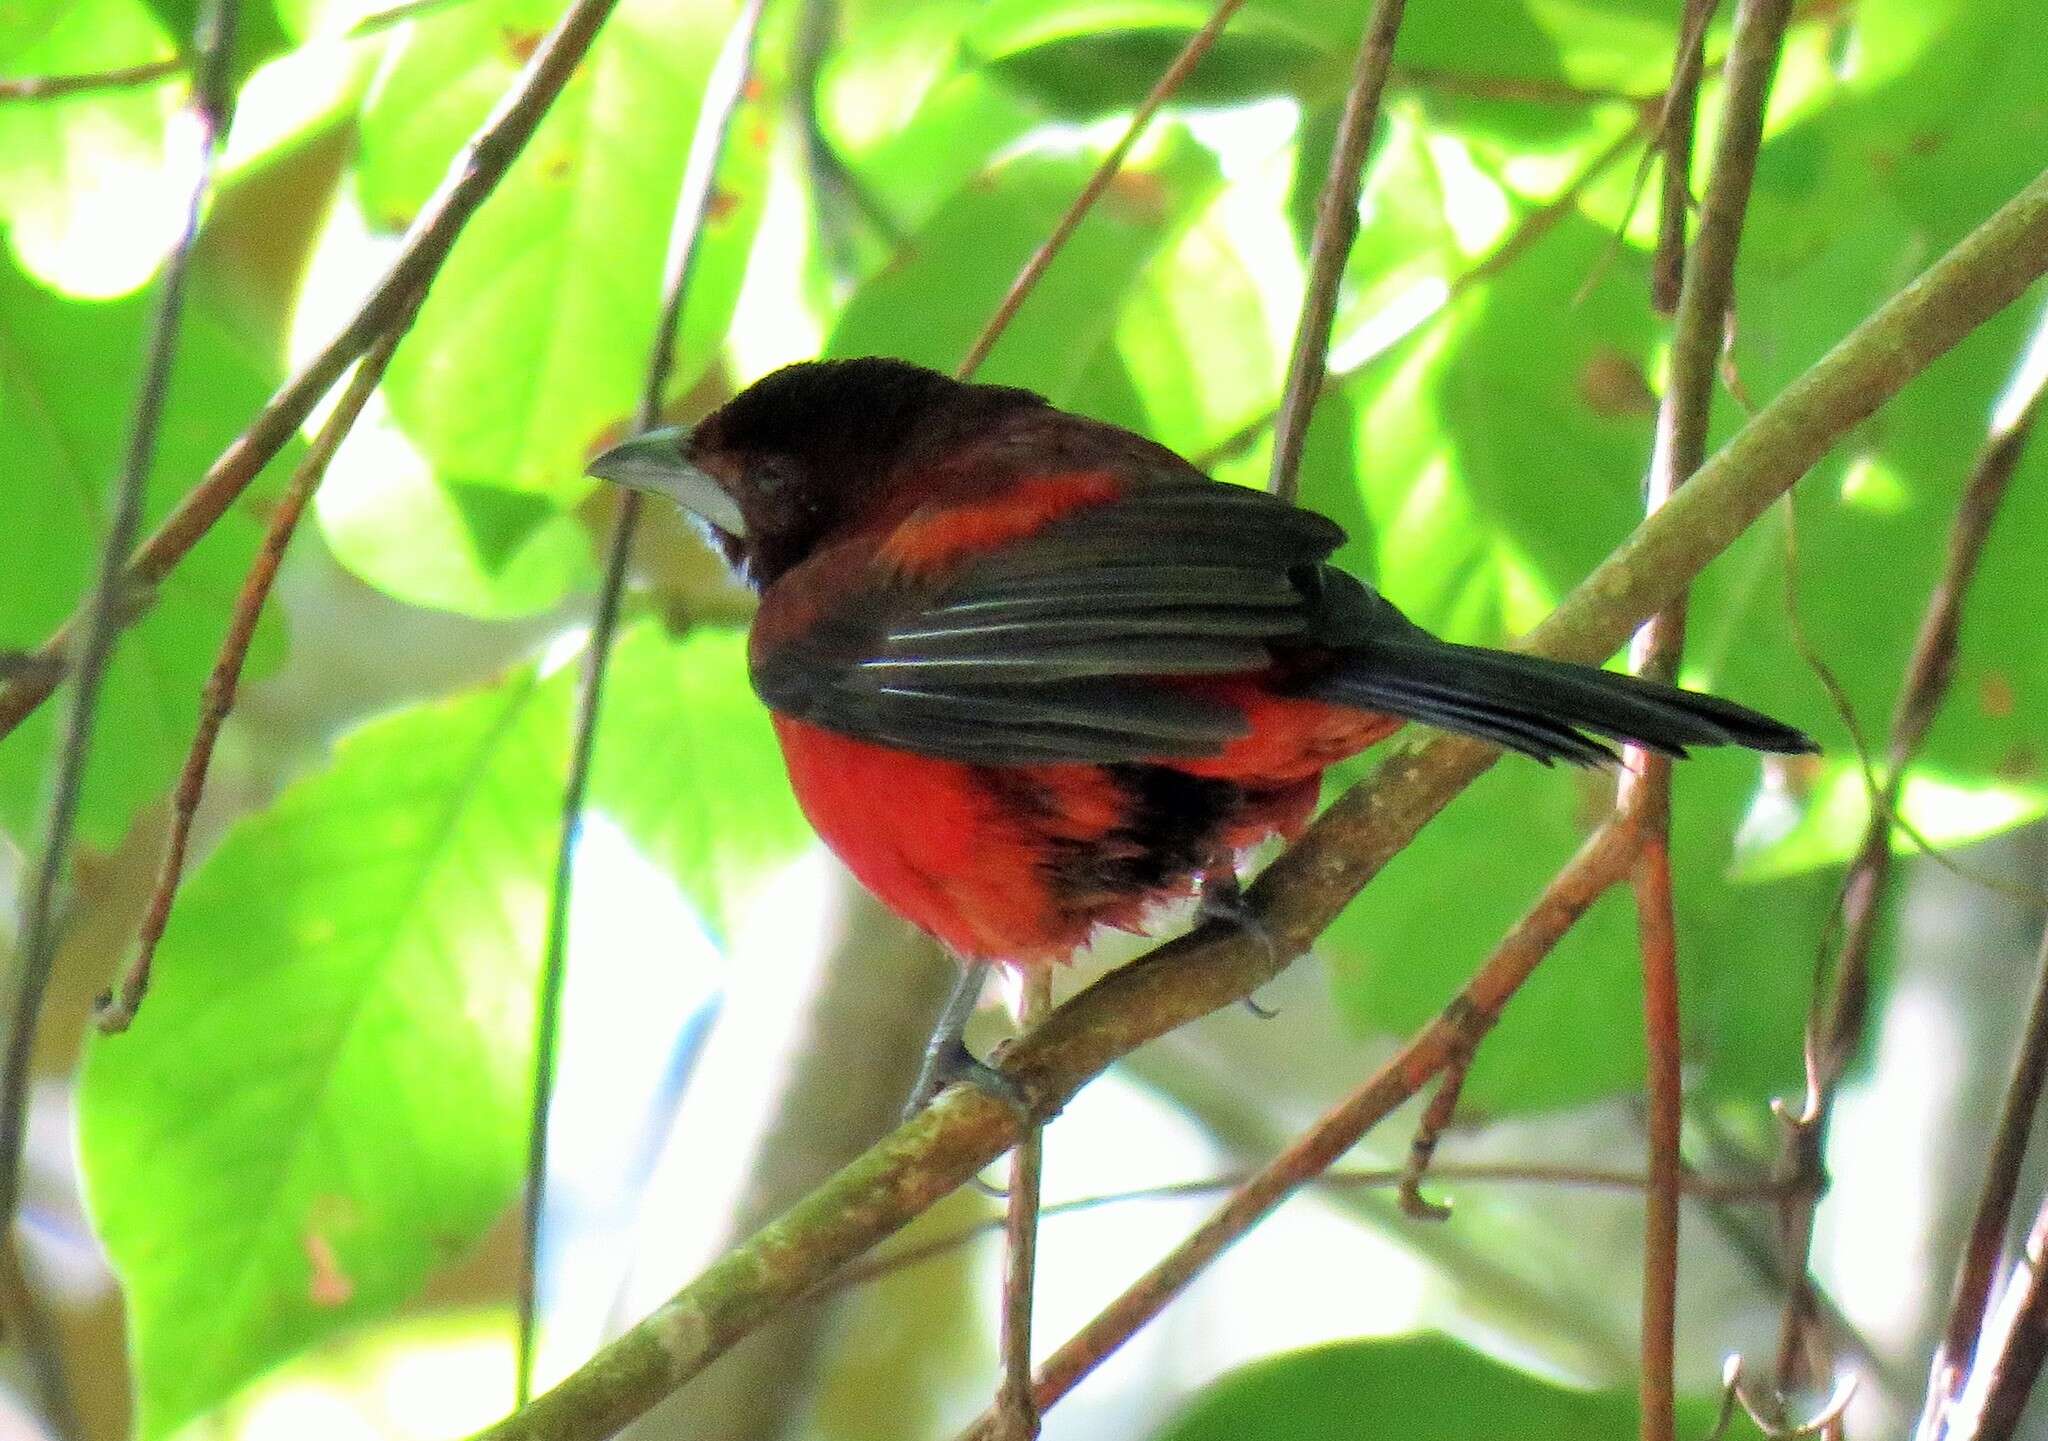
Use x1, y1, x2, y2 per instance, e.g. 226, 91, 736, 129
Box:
1199, 865, 1283, 1018
903, 958, 1030, 1121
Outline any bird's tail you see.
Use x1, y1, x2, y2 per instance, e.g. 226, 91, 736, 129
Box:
1308, 637, 1816, 766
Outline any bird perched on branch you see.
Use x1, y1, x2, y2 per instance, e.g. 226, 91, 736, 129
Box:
588, 356, 1814, 1106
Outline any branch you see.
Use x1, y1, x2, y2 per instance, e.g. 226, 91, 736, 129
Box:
1651, 1, 1718, 314
1268, 0, 1406, 502
0, 57, 182, 102
1619, 4, 1792, 1435
517, 0, 769, 1405
833, 1159, 1787, 1296
956, 0, 1247, 380
953, 820, 1642, 1439
0, 0, 628, 745
96, 312, 421, 1033
458, 164, 2048, 1441
0, 0, 236, 1248
1921, 920, 2048, 1438
1777, 275, 2048, 1394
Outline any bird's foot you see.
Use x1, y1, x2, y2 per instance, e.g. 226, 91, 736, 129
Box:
903, 959, 1035, 1123
904, 1033, 1032, 1122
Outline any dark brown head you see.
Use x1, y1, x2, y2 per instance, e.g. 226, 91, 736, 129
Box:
586, 357, 1047, 587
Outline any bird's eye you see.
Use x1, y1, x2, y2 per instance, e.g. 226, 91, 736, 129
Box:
749, 453, 798, 495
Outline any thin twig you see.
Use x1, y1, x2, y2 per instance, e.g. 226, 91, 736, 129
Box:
96, 313, 421, 1033
995, 972, 1052, 1440
951, 821, 1643, 1441
0, 0, 628, 745
1398, 1057, 1469, 1221
1919, 919, 2048, 1438
1268, 0, 1406, 502
955, 0, 1247, 381
1778, 307, 2048, 1396
0, 57, 183, 102
833, 1160, 1788, 1298
1942, 1178, 2048, 1440
515, 0, 769, 1406
459, 173, 2048, 1441
0, 0, 237, 1248
1652, 1, 1719, 314
1620, 5, 1792, 1432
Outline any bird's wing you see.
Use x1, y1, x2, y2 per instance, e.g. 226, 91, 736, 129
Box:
751, 475, 1350, 765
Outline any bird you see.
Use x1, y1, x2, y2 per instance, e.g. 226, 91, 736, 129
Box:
587, 355, 1816, 1109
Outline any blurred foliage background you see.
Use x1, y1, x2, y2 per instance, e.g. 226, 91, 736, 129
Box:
2, 0, 2046, 1436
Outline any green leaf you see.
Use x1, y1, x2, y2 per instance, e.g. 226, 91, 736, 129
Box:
0, 0, 185, 297
314, 429, 598, 618
967, 0, 1333, 117
589, 622, 811, 941
0, 250, 292, 850
374, 0, 772, 497
1151, 1334, 1760, 1441
1732, 763, 2048, 884
827, 131, 1222, 399
77, 671, 569, 1437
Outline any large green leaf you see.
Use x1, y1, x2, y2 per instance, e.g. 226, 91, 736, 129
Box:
1151, 1335, 1761, 1440
78, 671, 569, 1437
589, 622, 811, 942
0, 0, 184, 297
827, 132, 1221, 400
374, 0, 771, 497
0, 251, 291, 850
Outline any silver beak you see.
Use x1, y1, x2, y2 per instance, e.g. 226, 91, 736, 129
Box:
586, 426, 749, 538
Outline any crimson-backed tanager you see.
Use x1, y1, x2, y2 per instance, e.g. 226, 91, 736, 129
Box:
589, 356, 1814, 1105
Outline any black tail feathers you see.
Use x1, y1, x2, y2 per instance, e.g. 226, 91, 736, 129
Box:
1309, 638, 1816, 767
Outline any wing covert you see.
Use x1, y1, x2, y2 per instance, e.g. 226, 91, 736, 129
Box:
752, 477, 1349, 765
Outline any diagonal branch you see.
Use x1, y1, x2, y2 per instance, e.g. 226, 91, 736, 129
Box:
95, 308, 424, 1034
0, 57, 183, 102
1920, 919, 2048, 1438
0, 0, 629, 745
0, 0, 237, 1250
458, 165, 2048, 1441
1268, 0, 1406, 502
957, 0, 1248, 380
517, 0, 771, 1406
953, 819, 1642, 1439
1778, 296, 2048, 1397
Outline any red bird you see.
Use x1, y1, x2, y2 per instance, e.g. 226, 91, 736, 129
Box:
589, 357, 1813, 1100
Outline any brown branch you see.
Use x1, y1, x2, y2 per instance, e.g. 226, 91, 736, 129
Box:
955, 0, 1246, 380
0, 0, 627, 746
1398, 1060, 1469, 1221
459, 168, 2048, 1441
952, 821, 1643, 1440
1652, 1, 1719, 314
1621, 6, 1790, 1432
1268, 0, 1406, 502
1779, 293, 2048, 1396
95, 314, 420, 1033
1947, 1177, 2048, 1440
1920, 920, 2048, 1438
0, 0, 236, 1248
517, 0, 768, 1405
0, 57, 182, 102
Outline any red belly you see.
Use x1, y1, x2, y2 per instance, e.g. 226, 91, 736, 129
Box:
769, 697, 1387, 967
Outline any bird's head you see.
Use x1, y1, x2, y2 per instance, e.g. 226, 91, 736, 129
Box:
585, 356, 1045, 588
